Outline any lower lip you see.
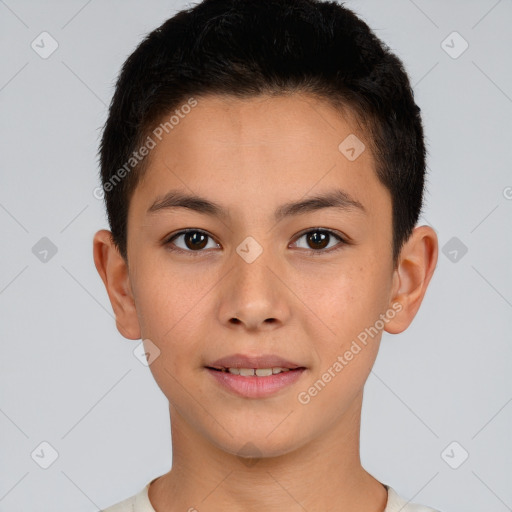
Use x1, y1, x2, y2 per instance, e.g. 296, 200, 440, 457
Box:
206, 368, 306, 398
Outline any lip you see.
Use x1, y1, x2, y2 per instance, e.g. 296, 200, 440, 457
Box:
206, 367, 307, 398
205, 353, 307, 399
206, 353, 304, 370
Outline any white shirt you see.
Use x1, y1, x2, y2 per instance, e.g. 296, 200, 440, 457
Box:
101, 480, 440, 511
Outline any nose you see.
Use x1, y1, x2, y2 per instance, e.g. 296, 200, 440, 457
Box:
217, 246, 291, 332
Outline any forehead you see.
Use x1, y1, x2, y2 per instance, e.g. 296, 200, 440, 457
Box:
131, 93, 390, 224
161, 92, 361, 149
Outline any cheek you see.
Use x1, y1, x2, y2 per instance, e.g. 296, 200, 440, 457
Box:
134, 250, 205, 318
294, 265, 387, 414
131, 261, 209, 394
298, 259, 386, 340
130, 256, 215, 366
295, 258, 392, 395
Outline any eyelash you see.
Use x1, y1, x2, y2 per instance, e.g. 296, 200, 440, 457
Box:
163, 228, 347, 256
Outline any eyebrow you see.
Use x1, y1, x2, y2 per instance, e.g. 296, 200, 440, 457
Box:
147, 188, 366, 221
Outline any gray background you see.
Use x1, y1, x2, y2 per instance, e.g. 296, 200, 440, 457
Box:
1, 1, 511, 511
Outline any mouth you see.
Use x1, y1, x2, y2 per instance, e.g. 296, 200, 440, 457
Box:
206, 366, 304, 376
206, 353, 305, 371
204, 354, 307, 398
205, 366, 307, 398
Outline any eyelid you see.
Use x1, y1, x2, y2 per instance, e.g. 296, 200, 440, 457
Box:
291, 227, 347, 245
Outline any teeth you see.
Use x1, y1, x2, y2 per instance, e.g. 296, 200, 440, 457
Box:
255, 368, 273, 377
222, 367, 292, 376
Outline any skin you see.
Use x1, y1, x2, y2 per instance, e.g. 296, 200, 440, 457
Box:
93, 93, 438, 512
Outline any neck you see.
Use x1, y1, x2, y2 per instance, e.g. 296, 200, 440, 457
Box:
148, 391, 388, 512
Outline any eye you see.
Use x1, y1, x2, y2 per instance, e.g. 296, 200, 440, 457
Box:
290, 228, 346, 254
164, 229, 220, 254
164, 228, 347, 256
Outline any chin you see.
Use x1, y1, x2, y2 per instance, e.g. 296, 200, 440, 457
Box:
209, 425, 308, 462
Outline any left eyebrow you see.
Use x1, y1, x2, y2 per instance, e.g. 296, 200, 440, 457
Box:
146, 188, 367, 221
274, 189, 366, 222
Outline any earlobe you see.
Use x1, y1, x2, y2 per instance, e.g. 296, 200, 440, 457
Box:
384, 225, 438, 335
92, 229, 141, 340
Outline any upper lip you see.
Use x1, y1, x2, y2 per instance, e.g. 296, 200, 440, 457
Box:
206, 353, 305, 370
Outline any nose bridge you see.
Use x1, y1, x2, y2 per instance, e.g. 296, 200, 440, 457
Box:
218, 237, 290, 330
234, 243, 274, 298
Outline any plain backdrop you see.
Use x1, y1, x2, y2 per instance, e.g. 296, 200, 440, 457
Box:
1, 1, 511, 511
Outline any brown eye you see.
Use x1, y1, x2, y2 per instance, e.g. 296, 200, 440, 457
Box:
292, 229, 345, 253
165, 230, 218, 253
183, 231, 208, 250
306, 231, 329, 250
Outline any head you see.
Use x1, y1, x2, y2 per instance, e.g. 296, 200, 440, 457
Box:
94, 0, 437, 459
98, 0, 427, 268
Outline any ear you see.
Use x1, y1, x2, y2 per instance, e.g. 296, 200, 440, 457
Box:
92, 229, 141, 340
384, 225, 438, 334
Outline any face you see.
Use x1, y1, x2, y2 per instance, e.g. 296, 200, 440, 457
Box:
122, 93, 400, 457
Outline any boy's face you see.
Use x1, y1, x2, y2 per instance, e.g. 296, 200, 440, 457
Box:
110, 93, 415, 457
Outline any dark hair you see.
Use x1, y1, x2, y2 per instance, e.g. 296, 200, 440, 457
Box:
98, 0, 427, 267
